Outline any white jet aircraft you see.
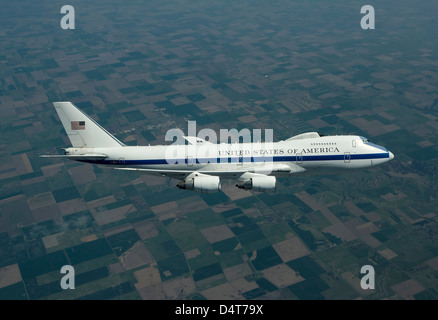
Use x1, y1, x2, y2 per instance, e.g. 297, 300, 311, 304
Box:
41, 102, 394, 193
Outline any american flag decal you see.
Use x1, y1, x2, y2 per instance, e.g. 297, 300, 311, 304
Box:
71, 121, 85, 130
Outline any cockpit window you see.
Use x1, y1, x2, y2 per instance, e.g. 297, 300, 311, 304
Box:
360, 136, 388, 152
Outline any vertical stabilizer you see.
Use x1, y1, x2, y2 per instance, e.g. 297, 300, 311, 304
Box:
53, 101, 125, 148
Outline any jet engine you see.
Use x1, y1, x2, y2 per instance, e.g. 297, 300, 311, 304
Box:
236, 176, 276, 192
177, 175, 221, 193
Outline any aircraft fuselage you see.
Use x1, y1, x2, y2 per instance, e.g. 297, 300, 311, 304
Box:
63, 134, 394, 179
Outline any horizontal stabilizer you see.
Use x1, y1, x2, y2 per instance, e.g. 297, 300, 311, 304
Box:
40, 154, 108, 161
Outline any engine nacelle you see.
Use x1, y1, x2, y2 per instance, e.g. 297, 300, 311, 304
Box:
236, 176, 276, 192
177, 175, 221, 193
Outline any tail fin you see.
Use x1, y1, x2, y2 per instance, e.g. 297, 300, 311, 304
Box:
53, 101, 125, 148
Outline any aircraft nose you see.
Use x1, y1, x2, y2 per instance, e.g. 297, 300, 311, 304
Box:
388, 151, 394, 160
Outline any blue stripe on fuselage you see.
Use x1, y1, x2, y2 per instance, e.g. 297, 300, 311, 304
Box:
81, 152, 390, 165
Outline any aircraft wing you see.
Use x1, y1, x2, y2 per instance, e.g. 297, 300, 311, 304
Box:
115, 162, 306, 180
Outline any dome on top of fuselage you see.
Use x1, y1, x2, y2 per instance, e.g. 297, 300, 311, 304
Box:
286, 132, 323, 141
